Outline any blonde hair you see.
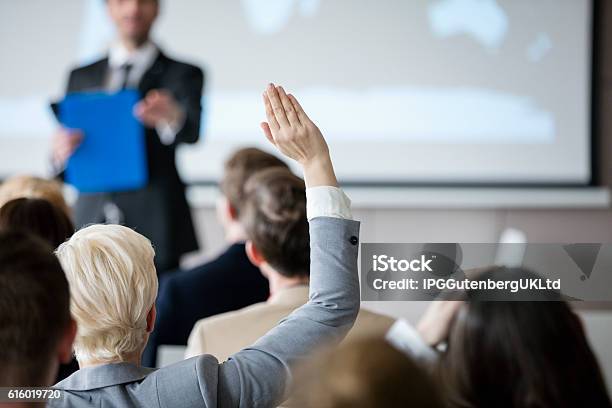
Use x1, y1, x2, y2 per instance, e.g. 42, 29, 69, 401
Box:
55, 224, 158, 364
0, 175, 71, 218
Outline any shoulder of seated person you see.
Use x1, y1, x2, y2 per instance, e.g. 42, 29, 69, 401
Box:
179, 252, 241, 280
193, 301, 267, 327
162, 262, 221, 289
356, 309, 395, 322
351, 309, 396, 333
158, 352, 220, 372
192, 301, 290, 333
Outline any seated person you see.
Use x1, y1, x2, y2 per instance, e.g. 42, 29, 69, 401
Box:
143, 147, 288, 367
0, 175, 71, 219
0, 230, 76, 391
0, 197, 78, 382
292, 337, 444, 408
51, 84, 361, 407
388, 267, 612, 408
0, 197, 74, 248
186, 167, 394, 362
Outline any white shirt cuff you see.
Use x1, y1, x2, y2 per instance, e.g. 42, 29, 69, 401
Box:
306, 186, 352, 221
385, 319, 438, 364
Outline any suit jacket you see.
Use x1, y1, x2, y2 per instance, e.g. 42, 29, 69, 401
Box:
142, 243, 270, 367
52, 217, 360, 408
185, 286, 395, 362
63, 50, 204, 271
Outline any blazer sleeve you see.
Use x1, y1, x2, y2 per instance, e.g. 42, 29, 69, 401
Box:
171, 65, 204, 146
214, 216, 361, 408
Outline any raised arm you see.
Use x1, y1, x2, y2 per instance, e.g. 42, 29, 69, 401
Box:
214, 84, 361, 408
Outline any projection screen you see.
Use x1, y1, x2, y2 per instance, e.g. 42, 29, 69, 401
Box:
0, 0, 593, 185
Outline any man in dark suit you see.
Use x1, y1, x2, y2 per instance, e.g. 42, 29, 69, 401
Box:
142, 148, 289, 366
52, 0, 202, 271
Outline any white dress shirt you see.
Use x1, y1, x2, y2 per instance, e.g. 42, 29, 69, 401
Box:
306, 186, 353, 220
107, 41, 184, 145
107, 41, 158, 91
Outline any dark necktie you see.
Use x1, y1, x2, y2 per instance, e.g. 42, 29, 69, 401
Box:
120, 63, 133, 90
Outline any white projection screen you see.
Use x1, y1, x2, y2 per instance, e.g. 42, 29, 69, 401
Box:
0, 0, 594, 185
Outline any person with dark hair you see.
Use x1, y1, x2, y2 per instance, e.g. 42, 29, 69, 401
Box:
186, 167, 394, 362
440, 267, 611, 408
0, 197, 74, 248
0, 230, 76, 389
389, 267, 612, 408
0, 198, 78, 382
293, 337, 444, 408
142, 147, 288, 366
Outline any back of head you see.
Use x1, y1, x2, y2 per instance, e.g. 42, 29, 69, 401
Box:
0, 197, 75, 248
441, 267, 612, 408
294, 337, 444, 408
0, 230, 71, 386
55, 224, 158, 364
240, 167, 309, 278
0, 175, 71, 218
220, 147, 289, 216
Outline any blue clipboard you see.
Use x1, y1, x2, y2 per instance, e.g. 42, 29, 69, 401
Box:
59, 90, 148, 193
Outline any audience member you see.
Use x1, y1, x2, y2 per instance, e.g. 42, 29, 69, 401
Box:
293, 337, 444, 408
0, 197, 74, 248
143, 147, 287, 366
186, 167, 394, 362
0, 230, 76, 391
0, 175, 70, 218
0, 197, 78, 382
390, 267, 612, 408
50, 84, 361, 407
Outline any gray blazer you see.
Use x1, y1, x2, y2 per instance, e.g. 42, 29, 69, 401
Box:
51, 217, 361, 408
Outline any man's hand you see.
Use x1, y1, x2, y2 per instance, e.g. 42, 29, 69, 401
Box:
261, 83, 338, 188
134, 89, 184, 129
416, 300, 464, 347
52, 127, 83, 167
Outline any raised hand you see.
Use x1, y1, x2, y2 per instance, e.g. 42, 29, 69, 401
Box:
261, 83, 338, 188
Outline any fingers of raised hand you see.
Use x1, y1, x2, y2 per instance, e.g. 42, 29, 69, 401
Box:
266, 83, 289, 127
287, 93, 310, 125
263, 93, 279, 131
260, 122, 275, 145
277, 86, 300, 127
